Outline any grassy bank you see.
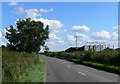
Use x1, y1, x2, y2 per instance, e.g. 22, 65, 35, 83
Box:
82, 61, 120, 74
45, 48, 120, 75
2, 47, 46, 82
18, 57, 46, 82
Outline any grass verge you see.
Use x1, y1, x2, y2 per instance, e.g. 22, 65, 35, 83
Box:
82, 61, 120, 75
2, 48, 46, 82
18, 56, 46, 82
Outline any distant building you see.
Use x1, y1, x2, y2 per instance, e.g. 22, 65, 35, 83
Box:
65, 45, 104, 52
65, 41, 114, 52
65, 46, 84, 52
84, 42, 106, 51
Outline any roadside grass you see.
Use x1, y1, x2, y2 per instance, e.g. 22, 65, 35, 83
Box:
2, 47, 46, 82
18, 57, 46, 82
82, 61, 120, 74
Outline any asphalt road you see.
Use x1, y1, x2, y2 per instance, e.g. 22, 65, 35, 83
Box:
43, 56, 119, 82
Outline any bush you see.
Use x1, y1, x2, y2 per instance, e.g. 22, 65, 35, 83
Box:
81, 49, 94, 61
92, 49, 119, 66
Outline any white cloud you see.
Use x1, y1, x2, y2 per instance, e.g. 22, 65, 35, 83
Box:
92, 26, 118, 48
2, 28, 11, 37
34, 18, 63, 29
76, 33, 89, 41
112, 25, 120, 31
64, 29, 67, 32
52, 29, 60, 33
49, 33, 57, 40
46, 41, 56, 46
15, 6, 24, 14
57, 39, 65, 44
25, 9, 40, 19
46, 37, 66, 50
111, 31, 118, 40
45, 35, 66, 51
1, 29, 6, 37
8, 2, 17, 6
0, 31, 6, 47
92, 30, 111, 40
45, 41, 61, 51
67, 35, 76, 42
49, 33, 65, 44
72, 25, 90, 32
25, 8, 53, 19
92, 29, 118, 48
39, 8, 53, 13
0, 31, 2, 39
14, 4, 53, 17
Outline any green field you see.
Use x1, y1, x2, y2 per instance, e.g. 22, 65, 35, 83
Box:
2, 47, 46, 82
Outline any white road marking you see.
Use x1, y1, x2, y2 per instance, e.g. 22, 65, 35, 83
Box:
78, 72, 86, 76
67, 66, 71, 68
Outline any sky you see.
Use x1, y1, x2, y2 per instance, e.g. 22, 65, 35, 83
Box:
1, 0, 119, 2
1, 2, 119, 52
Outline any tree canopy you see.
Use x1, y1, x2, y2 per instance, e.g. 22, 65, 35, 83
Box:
5, 18, 49, 53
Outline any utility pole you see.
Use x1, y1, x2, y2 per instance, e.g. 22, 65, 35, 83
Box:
113, 45, 114, 49
74, 36, 79, 51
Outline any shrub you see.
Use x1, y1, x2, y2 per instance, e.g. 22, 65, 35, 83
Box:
81, 49, 94, 61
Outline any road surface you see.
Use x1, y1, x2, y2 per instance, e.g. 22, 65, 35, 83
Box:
43, 56, 119, 82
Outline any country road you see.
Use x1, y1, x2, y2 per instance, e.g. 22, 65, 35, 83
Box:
42, 55, 119, 82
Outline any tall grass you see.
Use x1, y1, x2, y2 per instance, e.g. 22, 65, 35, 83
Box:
2, 47, 45, 82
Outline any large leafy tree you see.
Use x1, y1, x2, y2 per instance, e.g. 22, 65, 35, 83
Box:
5, 18, 49, 53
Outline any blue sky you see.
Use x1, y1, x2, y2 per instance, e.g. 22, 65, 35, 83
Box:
1, 2, 119, 51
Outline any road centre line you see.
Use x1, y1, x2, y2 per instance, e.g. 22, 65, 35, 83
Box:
67, 66, 71, 68
78, 72, 86, 76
